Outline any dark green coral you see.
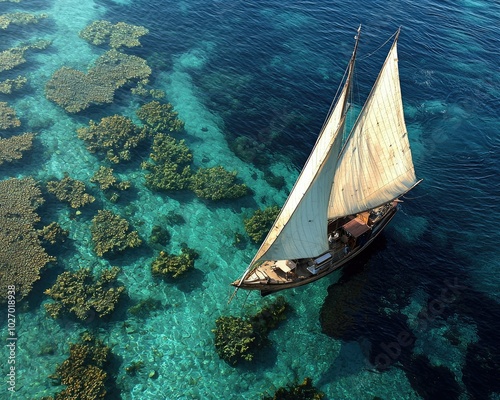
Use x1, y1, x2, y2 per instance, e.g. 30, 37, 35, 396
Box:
151, 246, 198, 279
91, 166, 131, 202
38, 222, 69, 246
244, 205, 280, 243
0, 101, 20, 130
213, 296, 288, 365
0, 40, 51, 74
0, 132, 34, 165
80, 20, 149, 49
44, 332, 110, 400
213, 316, 255, 365
141, 133, 192, 191
261, 377, 325, 400
142, 133, 247, 201
125, 360, 145, 376
189, 166, 248, 201
78, 115, 148, 163
44, 267, 125, 320
0, 75, 27, 94
90, 210, 142, 256
136, 100, 185, 133
0, 177, 53, 301
45, 50, 151, 113
0, 12, 48, 30
46, 173, 95, 209
149, 225, 170, 247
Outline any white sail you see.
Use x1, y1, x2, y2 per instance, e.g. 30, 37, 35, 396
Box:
251, 83, 349, 263
328, 39, 417, 220
230, 28, 420, 299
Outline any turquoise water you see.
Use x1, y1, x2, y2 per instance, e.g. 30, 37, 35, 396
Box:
1, 0, 499, 399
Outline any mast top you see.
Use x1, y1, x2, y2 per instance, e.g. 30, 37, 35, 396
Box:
394, 26, 401, 42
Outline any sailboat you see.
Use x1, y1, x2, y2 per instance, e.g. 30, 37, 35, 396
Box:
231, 26, 421, 296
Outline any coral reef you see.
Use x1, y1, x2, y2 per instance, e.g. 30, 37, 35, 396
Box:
91, 209, 142, 256
45, 50, 151, 113
43, 332, 110, 400
143, 161, 192, 191
189, 166, 248, 201
90, 166, 113, 189
263, 168, 286, 191
136, 100, 185, 133
228, 135, 267, 165
142, 135, 246, 200
0, 12, 48, 29
91, 49, 151, 87
0, 101, 20, 130
77, 115, 148, 163
91, 166, 131, 202
0, 46, 27, 73
91, 166, 130, 191
149, 225, 170, 247
38, 222, 69, 246
46, 173, 95, 209
213, 296, 288, 365
0, 40, 51, 73
164, 211, 186, 225
44, 266, 125, 320
0, 132, 34, 165
213, 316, 255, 365
0, 177, 54, 301
141, 133, 192, 191
128, 297, 164, 317
131, 84, 165, 99
28, 39, 51, 50
0, 75, 27, 94
261, 377, 325, 400
125, 360, 144, 376
80, 20, 149, 49
151, 246, 198, 279
45, 67, 115, 113
244, 205, 280, 243
147, 133, 192, 165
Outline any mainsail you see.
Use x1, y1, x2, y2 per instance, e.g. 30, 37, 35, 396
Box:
250, 83, 346, 262
247, 28, 361, 266
240, 26, 417, 281
230, 27, 420, 299
328, 33, 417, 219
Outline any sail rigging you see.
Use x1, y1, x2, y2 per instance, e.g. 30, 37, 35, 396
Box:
230, 27, 421, 298
231, 26, 420, 298
246, 27, 362, 266
328, 30, 417, 219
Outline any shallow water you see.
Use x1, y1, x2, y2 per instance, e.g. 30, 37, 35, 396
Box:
0, 0, 499, 399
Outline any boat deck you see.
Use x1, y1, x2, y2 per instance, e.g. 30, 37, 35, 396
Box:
245, 239, 347, 284
235, 203, 399, 292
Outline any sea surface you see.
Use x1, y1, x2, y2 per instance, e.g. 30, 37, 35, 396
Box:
0, 0, 499, 399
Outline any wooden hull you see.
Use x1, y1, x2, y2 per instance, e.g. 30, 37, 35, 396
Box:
231, 202, 399, 295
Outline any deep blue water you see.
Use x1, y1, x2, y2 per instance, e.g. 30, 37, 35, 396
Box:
0, 0, 499, 399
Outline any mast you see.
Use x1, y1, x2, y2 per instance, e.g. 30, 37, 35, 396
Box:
320, 25, 361, 142
341, 24, 361, 117
328, 27, 418, 220
231, 26, 364, 295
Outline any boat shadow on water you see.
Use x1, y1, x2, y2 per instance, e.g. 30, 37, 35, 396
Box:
316, 231, 500, 399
